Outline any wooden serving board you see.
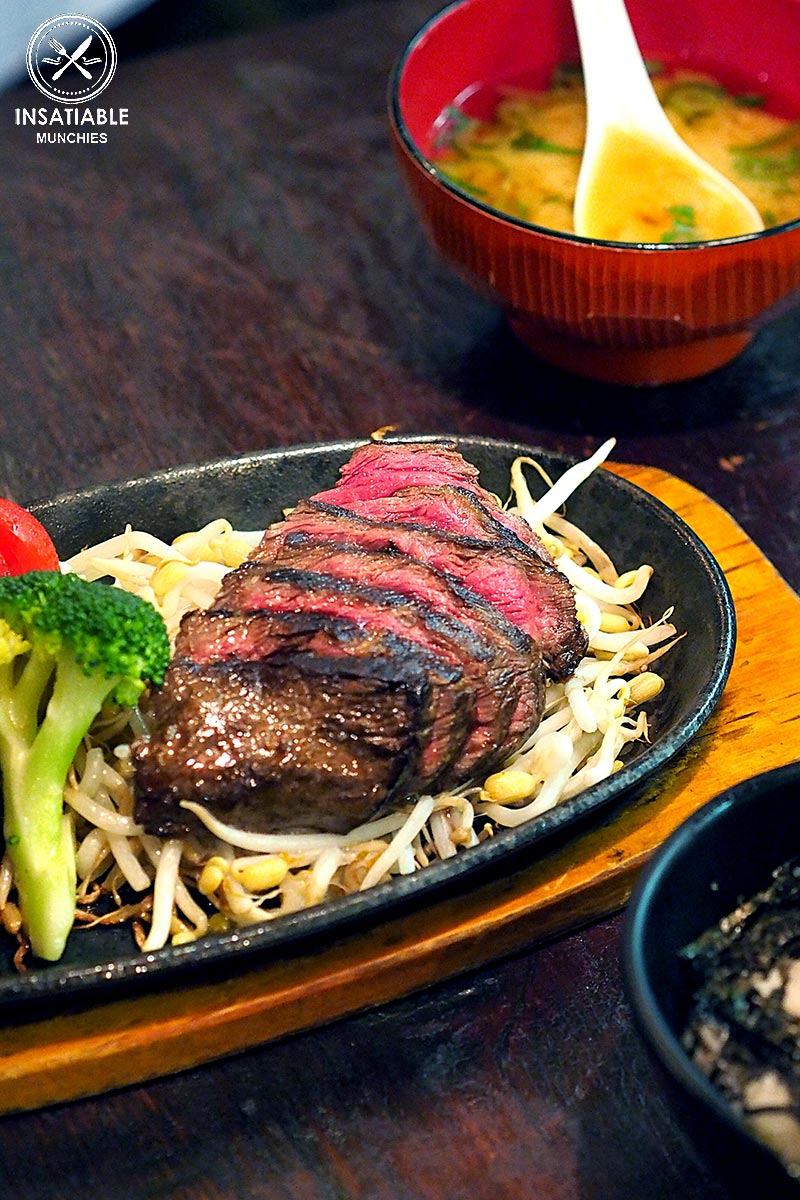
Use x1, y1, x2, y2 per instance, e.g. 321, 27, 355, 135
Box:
0, 464, 797, 1114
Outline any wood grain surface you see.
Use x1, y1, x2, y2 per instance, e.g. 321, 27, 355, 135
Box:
0, 1, 798, 1196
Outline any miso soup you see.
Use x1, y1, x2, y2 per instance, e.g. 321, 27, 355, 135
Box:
435, 67, 800, 242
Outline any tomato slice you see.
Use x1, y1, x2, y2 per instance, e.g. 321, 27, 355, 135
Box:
0, 499, 60, 575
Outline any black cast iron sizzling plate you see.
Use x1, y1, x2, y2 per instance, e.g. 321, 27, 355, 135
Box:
0, 436, 735, 1009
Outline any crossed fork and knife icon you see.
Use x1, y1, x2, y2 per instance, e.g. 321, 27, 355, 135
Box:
42, 35, 102, 81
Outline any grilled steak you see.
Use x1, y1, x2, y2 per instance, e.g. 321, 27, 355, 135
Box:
134, 440, 582, 837
255, 498, 586, 680
332, 439, 479, 490
313, 441, 550, 557
215, 563, 527, 783
135, 613, 460, 835
257, 534, 543, 755
320, 483, 552, 565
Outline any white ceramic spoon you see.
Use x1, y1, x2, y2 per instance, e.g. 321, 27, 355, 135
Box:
570, 0, 764, 242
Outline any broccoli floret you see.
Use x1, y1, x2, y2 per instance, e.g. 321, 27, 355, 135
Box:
0, 571, 170, 961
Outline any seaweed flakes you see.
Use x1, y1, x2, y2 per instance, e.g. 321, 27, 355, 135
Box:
681, 859, 800, 1173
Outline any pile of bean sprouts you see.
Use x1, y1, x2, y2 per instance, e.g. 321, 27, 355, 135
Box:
0, 439, 681, 961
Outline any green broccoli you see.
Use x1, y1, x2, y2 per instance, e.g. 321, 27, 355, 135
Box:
0, 571, 170, 961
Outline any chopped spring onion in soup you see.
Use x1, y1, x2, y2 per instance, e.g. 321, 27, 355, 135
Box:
436, 67, 800, 238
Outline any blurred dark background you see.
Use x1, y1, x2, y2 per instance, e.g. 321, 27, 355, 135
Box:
115, 0, 358, 57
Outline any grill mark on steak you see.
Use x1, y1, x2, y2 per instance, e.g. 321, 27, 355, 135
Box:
134, 654, 428, 836
255, 499, 586, 680
258, 533, 542, 753
173, 606, 466, 797
215, 563, 521, 783
315, 441, 549, 557
266, 534, 534, 655
327, 484, 553, 567
178, 608, 451, 676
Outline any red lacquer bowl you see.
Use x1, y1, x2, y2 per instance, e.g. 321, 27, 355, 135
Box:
388, 0, 800, 385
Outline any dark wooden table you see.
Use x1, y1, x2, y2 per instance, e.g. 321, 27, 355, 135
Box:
0, 3, 798, 1196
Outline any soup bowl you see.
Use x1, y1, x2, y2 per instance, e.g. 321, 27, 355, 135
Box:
388, 0, 800, 385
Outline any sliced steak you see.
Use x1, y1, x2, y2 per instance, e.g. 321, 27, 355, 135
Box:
134, 441, 578, 838
255, 499, 586, 680
325, 484, 553, 567
134, 647, 427, 836
215, 563, 522, 782
333, 439, 479, 490
316, 441, 549, 556
175, 601, 467, 793
259, 533, 543, 754
262, 532, 536, 659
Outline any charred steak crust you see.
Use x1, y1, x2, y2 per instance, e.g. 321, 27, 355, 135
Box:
168, 606, 471, 802
215, 564, 521, 782
256, 534, 543, 754
134, 656, 428, 836
176, 608, 460, 681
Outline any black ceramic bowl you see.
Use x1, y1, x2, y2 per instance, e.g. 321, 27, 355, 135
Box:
624, 761, 800, 1196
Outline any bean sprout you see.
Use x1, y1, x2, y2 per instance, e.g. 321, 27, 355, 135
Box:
141, 838, 184, 951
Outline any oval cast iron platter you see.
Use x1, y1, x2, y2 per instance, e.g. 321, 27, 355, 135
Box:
0, 436, 735, 1009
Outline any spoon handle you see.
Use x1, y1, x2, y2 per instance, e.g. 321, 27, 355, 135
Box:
571, 0, 672, 143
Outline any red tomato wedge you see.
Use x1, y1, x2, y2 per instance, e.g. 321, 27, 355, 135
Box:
0, 499, 60, 575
